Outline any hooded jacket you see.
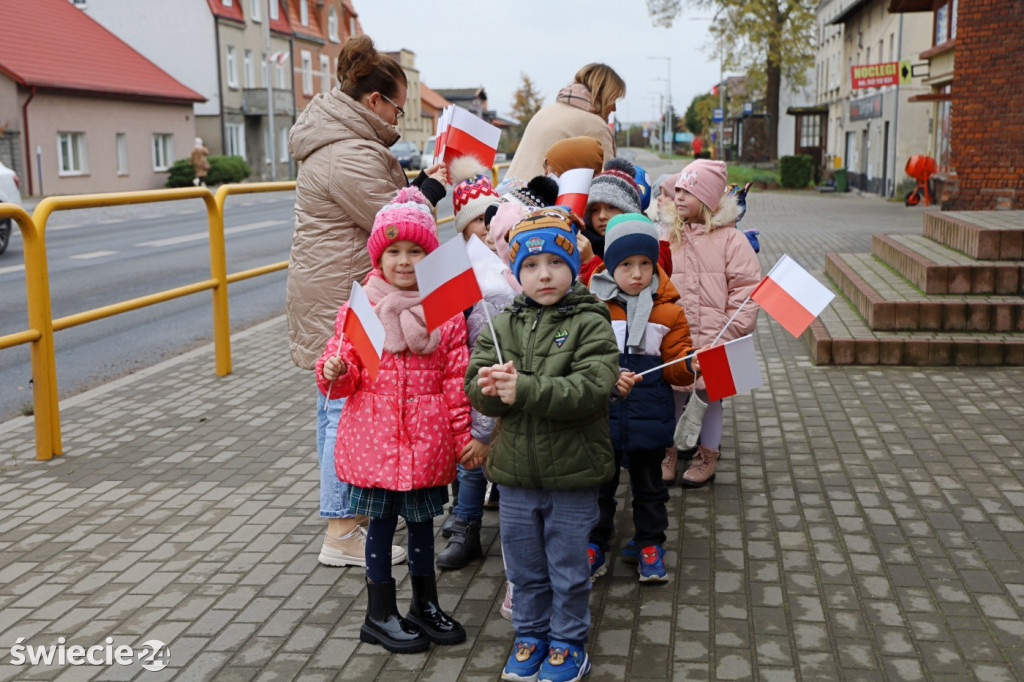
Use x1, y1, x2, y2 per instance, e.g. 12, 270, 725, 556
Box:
465, 282, 619, 491
594, 265, 694, 452
285, 88, 407, 370
669, 193, 762, 390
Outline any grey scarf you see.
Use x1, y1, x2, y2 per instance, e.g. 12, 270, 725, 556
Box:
590, 269, 658, 353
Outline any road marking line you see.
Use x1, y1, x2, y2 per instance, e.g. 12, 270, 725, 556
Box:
0, 264, 25, 275
135, 220, 283, 248
70, 250, 118, 260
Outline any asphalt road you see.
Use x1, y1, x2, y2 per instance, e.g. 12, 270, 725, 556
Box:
0, 185, 459, 422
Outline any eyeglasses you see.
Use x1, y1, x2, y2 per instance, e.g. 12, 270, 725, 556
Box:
380, 93, 405, 119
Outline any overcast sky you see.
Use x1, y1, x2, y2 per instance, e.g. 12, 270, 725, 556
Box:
354, 1, 727, 127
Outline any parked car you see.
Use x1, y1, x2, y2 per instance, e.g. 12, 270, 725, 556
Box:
421, 137, 436, 167
0, 160, 23, 255
389, 140, 422, 170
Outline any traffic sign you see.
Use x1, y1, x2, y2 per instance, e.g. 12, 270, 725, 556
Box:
713, 108, 724, 123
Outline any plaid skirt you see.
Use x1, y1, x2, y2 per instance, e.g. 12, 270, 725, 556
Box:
349, 485, 449, 524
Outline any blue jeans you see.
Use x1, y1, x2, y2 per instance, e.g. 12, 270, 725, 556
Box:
498, 484, 599, 647
316, 388, 353, 519
453, 463, 486, 522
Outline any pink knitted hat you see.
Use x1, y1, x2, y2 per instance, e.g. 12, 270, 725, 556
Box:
675, 159, 728, 211
367, 186, 439, 265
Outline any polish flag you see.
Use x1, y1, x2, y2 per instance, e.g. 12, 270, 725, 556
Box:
342, 282, 386, 381
555, 168, 593, 217
751, 254, 835, 337
434, 105, 501, 171
415, 237, 483, 333
697, 334, 763, 402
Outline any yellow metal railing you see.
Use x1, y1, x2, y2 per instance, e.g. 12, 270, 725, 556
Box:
0, 164, 501, 460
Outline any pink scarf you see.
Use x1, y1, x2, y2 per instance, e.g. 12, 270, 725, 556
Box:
556, 83, 594, 113
361, 271, 441, 354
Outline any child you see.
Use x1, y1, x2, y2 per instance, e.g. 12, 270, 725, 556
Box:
316, 187, 471, 654
586, 213, 696, 583
466, 207, 620, 682
578, 158, 672, 284
437, 158, 510, 571
668, 159, 762, 487
542, 135, 605, 178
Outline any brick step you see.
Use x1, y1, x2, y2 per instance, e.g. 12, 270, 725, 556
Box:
825, 252, 1024, 332
871, 234, 1024, 295
801, 301, 1024, 366
922, 210, 1024, 260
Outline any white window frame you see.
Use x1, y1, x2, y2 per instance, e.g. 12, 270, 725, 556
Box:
264, 126, 274, 164
244, 49, 255, 88
261, 51, 269, 87
276, 58, 287, 88
269, 0, 278, 20
328, 8, 339, 42
57, 132, 87, 175
280, 125, 290, 162
152, 133, 174, 171
301, 51, 313, 95
225, 123, 245, 158
115, 133, 128, 175
250, 0, 261, 22
349, 16, 355, 36
226, 45, 238, 88
320, 54, 331, 93
299, 0, 309, 26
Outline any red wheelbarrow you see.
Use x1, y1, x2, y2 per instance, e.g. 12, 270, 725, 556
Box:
905, 155, 937, 206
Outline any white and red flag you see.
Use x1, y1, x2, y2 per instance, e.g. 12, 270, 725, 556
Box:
415, 237, 484, 333
342, 281, 386, 381
434, 105, 501, 172
750, 254, 835, 337
555, 168, 594, 218
697, 334, 764, 402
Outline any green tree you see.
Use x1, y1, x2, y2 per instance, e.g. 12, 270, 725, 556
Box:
646, 0, 816, 160
508, 73, 545, 152
684, 93, 717, 138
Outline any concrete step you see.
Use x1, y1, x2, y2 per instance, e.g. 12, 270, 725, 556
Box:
922, 210, 1024, 260
825, 252, 1024, 332
801, 300, 1024, 366
872, 233, 1024, 295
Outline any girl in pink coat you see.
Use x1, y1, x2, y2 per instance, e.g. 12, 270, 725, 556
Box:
316, 187, 471, 655
667, 160, 762, 488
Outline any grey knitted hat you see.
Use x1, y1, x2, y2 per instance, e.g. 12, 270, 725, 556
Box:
603, 213, 660, 273
586, 158, 642, 218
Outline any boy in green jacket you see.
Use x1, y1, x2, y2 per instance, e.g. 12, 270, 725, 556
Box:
465, 207, 620, 682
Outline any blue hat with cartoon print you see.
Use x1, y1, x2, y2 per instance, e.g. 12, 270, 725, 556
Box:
507, 207, 583, 283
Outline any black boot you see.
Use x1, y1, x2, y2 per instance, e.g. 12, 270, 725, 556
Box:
436, 518, 483, 570
359, 577, 430, 653
405, 573, 466, 645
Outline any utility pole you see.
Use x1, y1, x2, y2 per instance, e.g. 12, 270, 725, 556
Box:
264, 0, 276, 181
649, 57, 671, 154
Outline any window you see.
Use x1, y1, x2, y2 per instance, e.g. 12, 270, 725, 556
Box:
115, 133, 128, 175
222, 0, 231, 6
299, 0, 308, 26
250, 0, 261, 21
933, 0, 958, 45
152, 133, 174, 171
328, 8, 339, 41
58, 132, 87, 175
244, 49, 255, 87
269, 0, 278, 20
276, 58, 287, 88
280, 126, 290, 161
261, 52, 268, 86
349, 16, 355, 37
320, 55, 331, 93
226, 45, 238, 88
301, 51, 313, 95
264, 126, 274, 164
225, 123, 245, 157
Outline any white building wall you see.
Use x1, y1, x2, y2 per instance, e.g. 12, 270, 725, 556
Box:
778, 68, 817, 157
77, 0, 219, 117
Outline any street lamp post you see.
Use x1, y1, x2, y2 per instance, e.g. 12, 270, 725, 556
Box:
648, 56, 671, 154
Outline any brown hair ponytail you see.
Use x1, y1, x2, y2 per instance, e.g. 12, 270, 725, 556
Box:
337, 35, 407, 101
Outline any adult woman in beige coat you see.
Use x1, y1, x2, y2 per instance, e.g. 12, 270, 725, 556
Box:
286, 35, 446, 568
502, 63, 625, 190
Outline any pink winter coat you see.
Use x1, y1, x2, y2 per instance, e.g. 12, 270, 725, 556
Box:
315, 300, 472, 491
669, 193, 762, 390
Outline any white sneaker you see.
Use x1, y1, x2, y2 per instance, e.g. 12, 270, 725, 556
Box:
318, 526, 407, 566
500, 580, 514, 621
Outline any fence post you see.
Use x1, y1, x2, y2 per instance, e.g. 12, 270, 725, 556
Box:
210, 188, 232, 376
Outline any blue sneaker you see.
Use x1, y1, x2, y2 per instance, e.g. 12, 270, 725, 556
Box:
539, 641, 590, 682
502, 636, 547, 682
637, 544, 668, 582
587, 543, 606, 582
620, 537, 640, 564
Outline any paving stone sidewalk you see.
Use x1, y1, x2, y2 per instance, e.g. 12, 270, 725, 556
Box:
2, 188, 1024, 681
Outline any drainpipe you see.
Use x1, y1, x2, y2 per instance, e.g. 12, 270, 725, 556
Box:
891, 13, 903, 198
21, 86, 36, 196
214, 18, 225, 155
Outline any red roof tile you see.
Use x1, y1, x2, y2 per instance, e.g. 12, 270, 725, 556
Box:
207, 0, 244, 23
269, 0, 292, 35
0, 0, 205, 104
289, 0, 324, 40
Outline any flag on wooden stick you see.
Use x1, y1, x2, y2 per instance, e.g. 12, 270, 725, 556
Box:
555, 168, 594, 218
697, 334, 763, 402
415, 237, 484, 333
343, 281, 386, 381
434, 105, 501, 172
750, 254, 835, 337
